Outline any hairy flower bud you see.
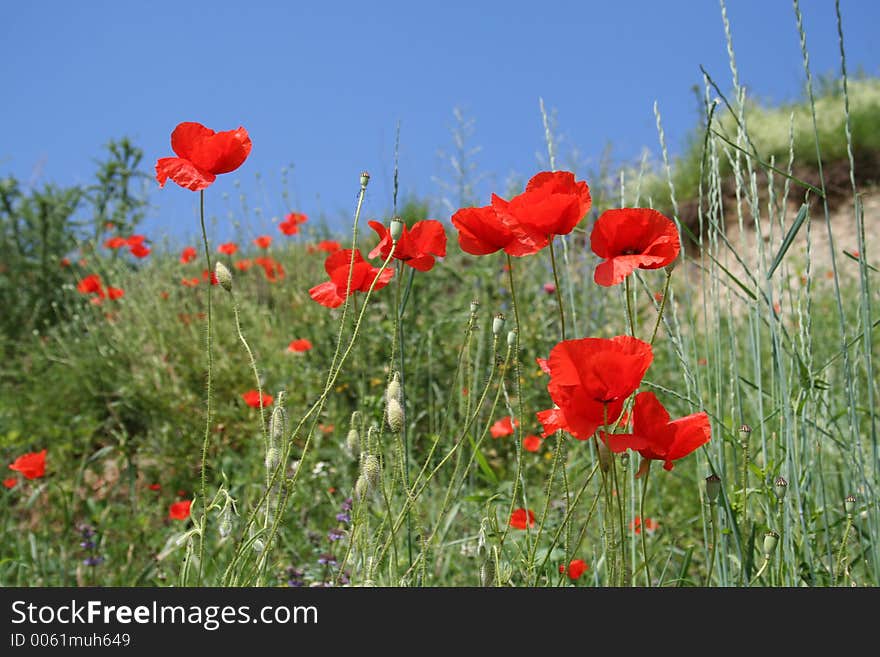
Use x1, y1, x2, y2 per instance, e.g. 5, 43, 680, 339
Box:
354, 475, 369, 500
597, 440, 612, 473
346, 428, 360, 457
265, 447, 281, 473
362, 454, 381, 488
480, 559, 495, 587
386, 372, 401, 404
386, 397, 404, 433
214, 261, 233, 292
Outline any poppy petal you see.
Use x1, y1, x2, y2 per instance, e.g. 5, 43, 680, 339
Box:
309, 281, 345, 308
155, 157, 215, 191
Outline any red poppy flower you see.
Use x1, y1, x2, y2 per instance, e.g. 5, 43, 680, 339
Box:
603, 391, 710, 471
106, 286, 124, 300
242, 390, 273, 408
288, 338, 313, 353
559, 558, 588, 580
180, 246, 197, 264
202, 270, 219, 285
493, 171, 591, 251
543, 282, 556, 294
630, 516, 658, 534
126, 235, 146, 246
490, 416, 519, 438
104, 236, 126, 249
509, 508, 536, 530
309, 249, 394, 308
523, 435, 542, 452
590, 208, 680, 287
234, 259, 252, 271
156, 122, 252, 191
60, 257, 71, 267
77, 274, 103, 295
8, 449, 47, 480
535, 357, 550, 375
168, 500, 192, 521
148, 483, 161, 492
218, 242, 238, 255
181, 277, 200, 287
451, 202, 536, 257
279, 212, 308, 235
367, 219, 447, 272
254, 256, 284, 282
308, 240, 341, 254
254, 235, 272, 249
160, 291, 169, 299
537, 336, 653, 440
3, 477, 16, 489
129, 243, 151, 259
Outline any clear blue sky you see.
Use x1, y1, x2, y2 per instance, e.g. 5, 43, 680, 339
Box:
3, 0, 878, 245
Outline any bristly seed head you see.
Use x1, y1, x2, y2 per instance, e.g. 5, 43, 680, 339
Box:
492, 313, 506, 336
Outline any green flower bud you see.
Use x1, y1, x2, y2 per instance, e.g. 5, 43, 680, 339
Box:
386, 397, 404, 433
354, 475, 369, 500
386, 372, 401, 404
597, 440, 612, 473
346, 428, 360, 457
362, 454, 381, 488
214, 261, 233, 292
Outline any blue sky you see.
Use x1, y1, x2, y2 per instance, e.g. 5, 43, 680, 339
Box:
2, 0, 878, 245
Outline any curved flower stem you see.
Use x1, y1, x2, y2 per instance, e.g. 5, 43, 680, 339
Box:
649, 269, 673, 346
196, 189, 212, 585
749, 556, 770, 586
639, 463, 652, 586
548, 238, 566, 341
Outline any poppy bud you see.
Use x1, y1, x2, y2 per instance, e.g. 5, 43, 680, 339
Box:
774, 476, 788, 501
269, 398, 287, 447
346, 428, 360, 457
354, 475, 369, 500
597, 440, 612, 472
214, 261, 233, 292
386, 397, 404, 433
492, 313, 506, 336
480, 559, 495, 587
390, 217, 404, 242
386, 372, 401, 404
705, 473, 721, 504
218, 505, 233, 539
845, 494, 856, 517
360, 171, 370, 189
362, 454, 381, 488
507, 329, 518, 348
265, 447, 281, 473
762, 530, 779, 557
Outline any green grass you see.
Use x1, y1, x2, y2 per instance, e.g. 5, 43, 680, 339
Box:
1, 0, 877, 587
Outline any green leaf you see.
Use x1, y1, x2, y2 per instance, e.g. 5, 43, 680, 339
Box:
767, 203, 810, 279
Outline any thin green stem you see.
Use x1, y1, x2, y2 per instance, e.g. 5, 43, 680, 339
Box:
649, 270, 673, 346
834, 514, 853, 586
706, 503, 718, 586
196, 189, 212, 585
548, 239, 566, 341
639, 464, 652, 586
624, 275, 636, 338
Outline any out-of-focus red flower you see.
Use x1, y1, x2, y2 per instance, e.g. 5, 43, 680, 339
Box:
242, 390, 273, 408
160, 291, 169, 299
107, 287, 125, 300
537, 336, 653, 440
60, 257, 71, 268
279, 212, 308, 235
156, 122, 252, 191
559, 559, 588, 580
254, 235, 272, 249
77, 274, 103, 295
235, 259, 252, 271
254, 256, 284, 282
309, 249, 394, 308
490, 416, 519, 438
630, 516, 658, 534
603, 391, 710, 471
8, 449, 47, 480
104, 236, 127, 249
535, 357, 550, 375
523, 435, 542, 452
217, 242, 238, 256
168, 500, 192, 521
543, 282, 556, 294
509, 508, 536, 530
3, 477, 16, 489
148, 483, 161, 492
129, 243, 151, 259
308, 240, 341, 254
202, 270, 219, 286
590, 208, 680, 287
126, 235, 146, 247
288, 338, 312, 353
181, 278, 200, 287
180, 246, 197, 264
367, 219, 447, 271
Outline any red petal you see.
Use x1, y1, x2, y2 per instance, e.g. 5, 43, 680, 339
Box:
155, 157, 215, 191
451, 205, 514, 255
309, 281, 345, 308
409, 219, 447, 257
666, 411, 711, 462
170, 122, 252, 176
367, 220, 392, 260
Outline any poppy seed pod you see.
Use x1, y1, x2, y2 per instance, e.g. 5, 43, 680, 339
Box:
360, 171, 370, 189
762, 530, 779, 557
507, 329, 517, 347
492, 313, 506, 336
705, 474, 721, 504
386, 397, 404, 433
389, 217, 404, 242
845, 494, 857, 516
214, 261, 233, 292
597, 440, 612, 473
774, 476, 788, 501
470, 299, 480, 315
739, 424, 752, 434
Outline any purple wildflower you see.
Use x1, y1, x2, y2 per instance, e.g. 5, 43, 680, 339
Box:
335, 511, 351, 524
317, 553, 337, 567
327, 528, 345, 542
